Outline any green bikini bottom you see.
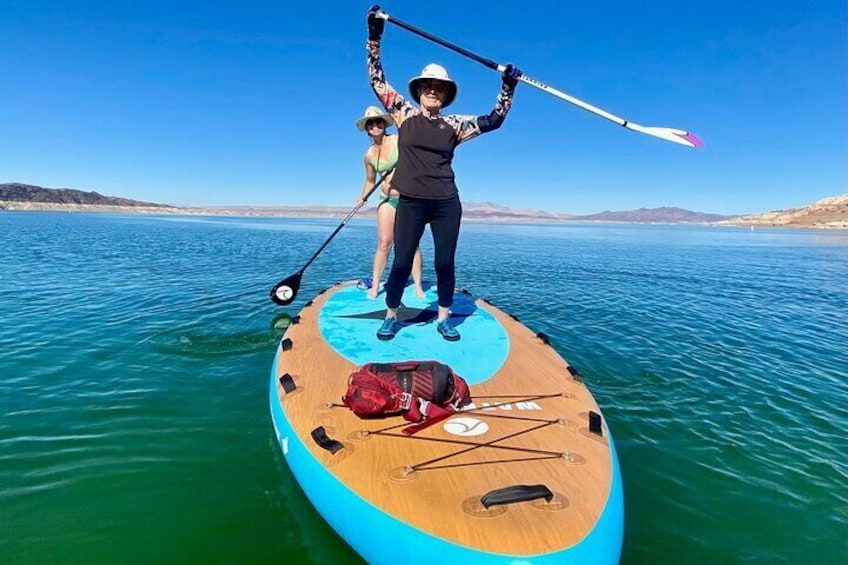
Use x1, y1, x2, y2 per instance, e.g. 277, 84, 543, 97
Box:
378, 195, 399, 209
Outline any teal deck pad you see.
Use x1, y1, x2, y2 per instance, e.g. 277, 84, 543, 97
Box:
318, 284, 508, 384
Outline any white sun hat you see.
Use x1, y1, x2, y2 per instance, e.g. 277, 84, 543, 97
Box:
355, 106, 395, 131
408, 63, 458, 108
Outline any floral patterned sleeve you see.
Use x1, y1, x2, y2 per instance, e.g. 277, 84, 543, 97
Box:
367, 40, 416, 127
445, 81, 516, 144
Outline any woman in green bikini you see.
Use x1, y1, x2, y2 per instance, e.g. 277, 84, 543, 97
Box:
355, 105, 424, 299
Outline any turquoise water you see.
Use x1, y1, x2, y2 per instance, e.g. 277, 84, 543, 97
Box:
1, 212, 845, 564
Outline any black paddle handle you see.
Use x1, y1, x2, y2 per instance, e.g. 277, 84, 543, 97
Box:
300, 169, 393, 272
384, 14, 500, 71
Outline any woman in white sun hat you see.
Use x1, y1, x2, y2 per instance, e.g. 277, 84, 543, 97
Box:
366, 5, 520, 342
354, 105, 425, 300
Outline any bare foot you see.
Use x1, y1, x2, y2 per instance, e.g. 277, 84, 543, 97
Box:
415, 286, 425, 299
367, 286, 379, 299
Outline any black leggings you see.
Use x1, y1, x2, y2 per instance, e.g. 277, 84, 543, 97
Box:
385, 194, 462, 309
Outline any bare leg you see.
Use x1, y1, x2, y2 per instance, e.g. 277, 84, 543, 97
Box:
412, 247, 425, 298
370, 202, 395, 299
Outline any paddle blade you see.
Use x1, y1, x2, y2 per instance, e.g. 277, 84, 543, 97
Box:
627, 124, 704, 148
270, 272, 303, 306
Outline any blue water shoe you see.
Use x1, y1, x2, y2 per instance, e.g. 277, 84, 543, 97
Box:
376, 316, 399, 341
436, 318, 460, 342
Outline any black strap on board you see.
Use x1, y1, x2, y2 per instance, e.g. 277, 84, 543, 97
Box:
589, 411, 603, 436
567, 365, 583, 382
311, 426, 344, 455
278, 373, 296, 394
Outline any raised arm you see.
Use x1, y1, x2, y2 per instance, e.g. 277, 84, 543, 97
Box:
367, 7, 415, 127
447, 64, 520, 144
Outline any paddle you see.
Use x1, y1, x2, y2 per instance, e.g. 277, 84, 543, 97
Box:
372, 7, 703, 148
269, 170, 394, 306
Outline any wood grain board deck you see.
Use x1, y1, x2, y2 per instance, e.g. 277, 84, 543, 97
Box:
270, 281, 623, 562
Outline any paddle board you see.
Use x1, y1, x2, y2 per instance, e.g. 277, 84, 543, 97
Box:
269, 281, 623, 563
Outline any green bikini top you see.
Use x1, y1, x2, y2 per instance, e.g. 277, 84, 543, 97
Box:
369, 141, 398, 173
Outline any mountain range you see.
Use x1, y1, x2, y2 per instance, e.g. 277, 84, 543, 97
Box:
0, 182, 171, 208
1, 182, 845, 228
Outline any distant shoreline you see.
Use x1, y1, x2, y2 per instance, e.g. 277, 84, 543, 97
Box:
6, 183, 845, 229
0, 200, 574, 222
2, 200, 847, 230
0, 201, 609, 223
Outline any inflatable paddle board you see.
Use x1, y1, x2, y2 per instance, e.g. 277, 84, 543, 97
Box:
269, 281, 623, 564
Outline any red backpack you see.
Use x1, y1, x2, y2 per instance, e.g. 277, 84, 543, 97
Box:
342, 361, 471, 422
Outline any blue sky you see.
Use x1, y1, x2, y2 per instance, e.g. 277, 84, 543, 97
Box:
2, 1, 845, 215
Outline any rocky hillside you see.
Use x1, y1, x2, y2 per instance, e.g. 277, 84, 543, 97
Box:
714, 194, 848, 229
464, 203, 731, 223
0, 183, 171, 208
578, 207, 730, 223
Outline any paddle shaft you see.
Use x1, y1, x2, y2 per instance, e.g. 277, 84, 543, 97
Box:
382, 13, 626, 127
379, 10, 702, 148
385, 15, 500, 71
299, 169, 393, 273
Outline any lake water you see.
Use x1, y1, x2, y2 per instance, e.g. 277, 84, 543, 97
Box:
1, 212, 845, 564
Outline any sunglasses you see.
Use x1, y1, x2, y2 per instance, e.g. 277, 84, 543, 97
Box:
419, 79, 447, 94
365, 119, 386, 128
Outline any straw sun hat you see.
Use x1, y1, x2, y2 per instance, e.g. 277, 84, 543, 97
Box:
408, 63, 457, 108
356, 106, 395, 131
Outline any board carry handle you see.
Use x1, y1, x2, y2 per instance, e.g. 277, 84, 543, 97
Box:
480, 484, 554, 509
